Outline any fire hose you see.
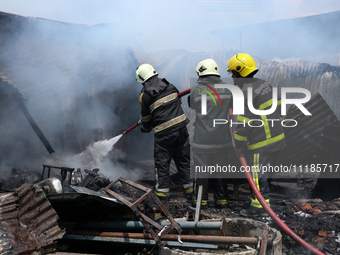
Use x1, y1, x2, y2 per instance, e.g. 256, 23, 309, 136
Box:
123, 87, 324, 254
227, 108, 325, 255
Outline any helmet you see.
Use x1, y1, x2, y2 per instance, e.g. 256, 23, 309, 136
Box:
136, 64, 158, 83
227, 53, 258, 77
195, 59, 220, 76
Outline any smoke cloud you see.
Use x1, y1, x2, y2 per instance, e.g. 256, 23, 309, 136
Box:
0, 0, 340, 184
1, 0, 340, 53
0, 13, 147, 183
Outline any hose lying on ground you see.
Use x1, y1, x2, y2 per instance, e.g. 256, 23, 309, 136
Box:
228, 108, 325, 255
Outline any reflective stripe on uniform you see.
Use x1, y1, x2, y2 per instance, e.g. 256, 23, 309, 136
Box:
141, 115, 152, 122
155, 191, 170, 197
139, 92, 144, 108
251, 154, 269, 209
259, 99, 273, 140
237, 115, 251, 123
183, 182, 193, 194
193, 199, 208, 205
149, 93, 178, 113
235, 133, 247, 141
261, 114, 272, 139
258, 99, 273, 110
251, 198, 270, 208
154, 114, 186, 133
215, 199, 228, 205
192, 142, 232, 149
253, 153, 260, 191
184, 188, 193, 194
247, 133, 285, 150
193, 94, 231, 103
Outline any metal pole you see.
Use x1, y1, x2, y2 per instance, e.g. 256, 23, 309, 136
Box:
69, 220, 224, 230
195, 185, 203, 224
71, 231, 260, 245
259, 228, 269, 255
64, 234, 219, 249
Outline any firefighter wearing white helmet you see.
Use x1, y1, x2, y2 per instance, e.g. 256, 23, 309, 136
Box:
136, 64, 158, 83
189, 58, 233, 209
136, 63, 193, 202
195, 58, 220, 76
227, 53, 286, 218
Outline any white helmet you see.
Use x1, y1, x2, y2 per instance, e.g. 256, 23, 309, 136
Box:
195, 59, 220, 77
136, 64, 158, 83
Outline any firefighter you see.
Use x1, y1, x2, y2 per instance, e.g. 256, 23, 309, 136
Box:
136, 63, 193, 202
227, 53, 286, 217
189, 59, 233, 209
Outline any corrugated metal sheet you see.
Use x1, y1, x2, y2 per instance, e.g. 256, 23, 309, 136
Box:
0, 192, 18, 221
276, 92, 340, 166
0, 184, 65, 255
0, 192, 19, 254
16, 184, 65, 248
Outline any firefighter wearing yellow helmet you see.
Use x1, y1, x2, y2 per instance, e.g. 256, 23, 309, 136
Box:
227, 53, 286, 218
136, 63, 193, 202
227, 53, 258, 78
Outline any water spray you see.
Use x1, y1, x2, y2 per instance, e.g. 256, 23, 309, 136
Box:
75, 88, 192, 168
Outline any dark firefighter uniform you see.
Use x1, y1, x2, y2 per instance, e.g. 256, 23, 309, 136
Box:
140, 75, 193, 199
234, 77, 286, 209
189, 58, 233, 207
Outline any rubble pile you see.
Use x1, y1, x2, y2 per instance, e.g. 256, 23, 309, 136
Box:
1, 164, 340, 255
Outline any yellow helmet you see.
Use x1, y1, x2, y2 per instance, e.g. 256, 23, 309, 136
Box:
136, 63, 158, 83
227, 53, 258, 77
195, 58, 220, 76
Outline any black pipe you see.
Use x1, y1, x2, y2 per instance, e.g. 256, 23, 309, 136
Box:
2, 79, 56, 154
16, 97, 55, 154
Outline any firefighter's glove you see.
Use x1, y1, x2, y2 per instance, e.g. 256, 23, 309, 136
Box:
140, 127, 150, 133
235, 148, 243, 158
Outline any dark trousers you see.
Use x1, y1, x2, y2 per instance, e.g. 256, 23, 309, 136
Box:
154, 127, 192, 196
193, 152, 228, 205
247, 151, 273, 208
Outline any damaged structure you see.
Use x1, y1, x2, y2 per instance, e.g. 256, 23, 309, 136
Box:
0, 183, 64, 254
0, 9, 340, 255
